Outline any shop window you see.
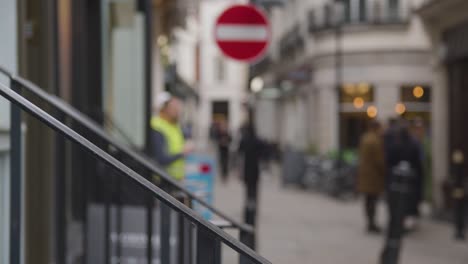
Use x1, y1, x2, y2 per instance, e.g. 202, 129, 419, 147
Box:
341, 113, 370, 149
398, 85, 431, 124
102, 0, 147, 149
340, 83, 374, 105
339, 83, 375, 149
400, 85, 431, 103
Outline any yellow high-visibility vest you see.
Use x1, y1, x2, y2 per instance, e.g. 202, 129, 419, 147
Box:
151, 116, 185, 180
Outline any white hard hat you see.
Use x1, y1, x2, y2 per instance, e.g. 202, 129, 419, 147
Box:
156, 91, 172, 111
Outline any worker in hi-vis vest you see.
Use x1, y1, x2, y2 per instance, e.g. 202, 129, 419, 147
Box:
151, 92, 193, 180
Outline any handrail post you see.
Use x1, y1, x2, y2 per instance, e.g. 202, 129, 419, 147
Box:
9, 78, 22, 264
160, 201, 172, 264
146, 168, 154, 264
196, 228, 221, 264
54, 111, 67, 263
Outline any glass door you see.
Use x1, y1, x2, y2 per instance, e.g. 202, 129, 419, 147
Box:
101, 0, 147, 149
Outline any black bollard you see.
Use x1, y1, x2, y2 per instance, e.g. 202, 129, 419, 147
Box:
452, 150, 466, 240
381, 161, 415, 264
240, 198, 257, 264
244, 197, 257, 248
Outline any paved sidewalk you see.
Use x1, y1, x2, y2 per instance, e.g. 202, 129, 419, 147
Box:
214, 170, 468, 264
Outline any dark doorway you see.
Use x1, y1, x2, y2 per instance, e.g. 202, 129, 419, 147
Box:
212, 101, 230, 123
340, 112, 369, 149
448, 59, 468, 173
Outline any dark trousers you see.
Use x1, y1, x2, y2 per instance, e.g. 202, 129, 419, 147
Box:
407, 178, 423, 217
365, 194, 379, 228
218, 146, 229, 180
454, 196, 466, 239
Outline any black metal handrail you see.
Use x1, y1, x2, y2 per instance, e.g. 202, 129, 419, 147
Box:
0, 65, 253, 234
0, 80, 270, 264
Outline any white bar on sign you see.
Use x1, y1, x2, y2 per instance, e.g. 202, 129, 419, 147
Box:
216, 24, 268, 42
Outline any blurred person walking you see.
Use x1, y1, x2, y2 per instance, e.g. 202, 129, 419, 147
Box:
216, 119, 232, 183
386, 121, 423, 231
151, 92, 193, 181
358, 120, 386, 234
384, 118, 398, 161
239, 119, 263, 209
238, 108, 267, 251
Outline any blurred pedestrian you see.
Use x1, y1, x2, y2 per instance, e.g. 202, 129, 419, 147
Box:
209, 119, 219, 141
384, 118, 398, 157
238, 114, 265, 250
216, 119, 232, 182
386, 121, 423, 231
151, 92, 194, 181
239, 120, 262, 205
358, 120, 386, 234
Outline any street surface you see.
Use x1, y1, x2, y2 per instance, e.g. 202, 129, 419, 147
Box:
214, 167, 468, 264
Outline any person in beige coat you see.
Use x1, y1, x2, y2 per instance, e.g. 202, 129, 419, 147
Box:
358, 120, 386, 233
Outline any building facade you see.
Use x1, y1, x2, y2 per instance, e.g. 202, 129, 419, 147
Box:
419, 0, 468, 209
254, 0, 432, 154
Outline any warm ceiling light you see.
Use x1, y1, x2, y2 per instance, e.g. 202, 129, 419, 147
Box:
413, 86, 424, 98
357, 83, 370, 94
342, 84, 356, 95
395, 103, 406, 115
353, 97, 365, 109
367, 106, 378, 118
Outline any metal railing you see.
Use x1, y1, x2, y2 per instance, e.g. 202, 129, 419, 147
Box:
0, 68, 268, 264
0, 65, 251, 233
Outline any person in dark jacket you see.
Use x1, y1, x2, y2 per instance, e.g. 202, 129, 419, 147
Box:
238, 121, 263, 204
386, 121, 423, 230
384, 118, 398, 164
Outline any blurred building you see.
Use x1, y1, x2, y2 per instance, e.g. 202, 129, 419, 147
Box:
197, 0, 249, 149
253, 0, 432, 154
419, 0, 468, 209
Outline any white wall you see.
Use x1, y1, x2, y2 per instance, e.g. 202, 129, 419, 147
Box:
173, 16, 198, 86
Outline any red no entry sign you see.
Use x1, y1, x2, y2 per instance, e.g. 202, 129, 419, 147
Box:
214, 4, 271, 62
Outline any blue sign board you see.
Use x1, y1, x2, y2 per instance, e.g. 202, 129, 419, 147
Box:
184, 155, 216, 220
